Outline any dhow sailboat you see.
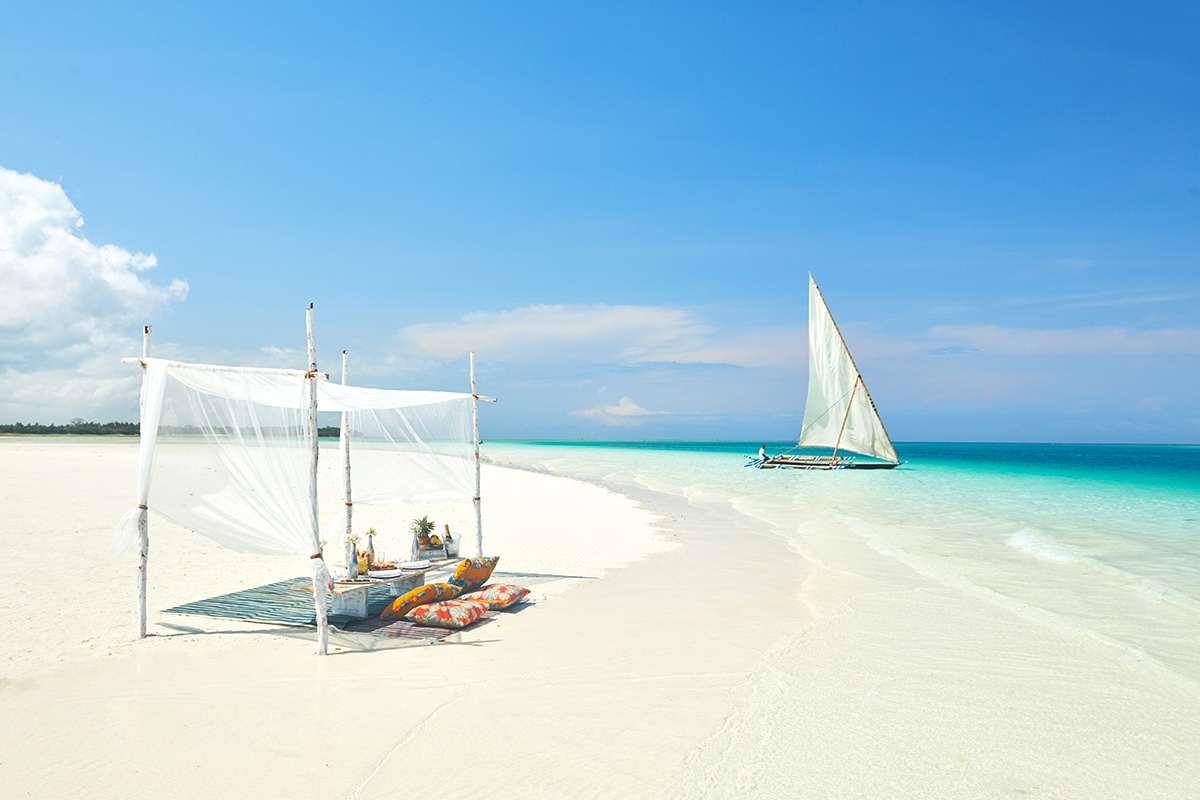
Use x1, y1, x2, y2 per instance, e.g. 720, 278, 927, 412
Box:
753, 273, 900, 470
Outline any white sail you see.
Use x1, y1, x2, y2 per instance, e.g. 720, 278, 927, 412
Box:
797, 274, 899, 464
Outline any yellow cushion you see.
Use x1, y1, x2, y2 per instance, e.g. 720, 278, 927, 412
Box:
448, 556, 498, 593
379, 582, 460, 620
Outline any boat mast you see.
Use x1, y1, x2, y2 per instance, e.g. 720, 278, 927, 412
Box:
808, 273, 899, 463
830, 379, 859, 461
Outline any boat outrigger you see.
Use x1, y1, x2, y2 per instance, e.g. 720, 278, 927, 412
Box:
751, 273, 900, 470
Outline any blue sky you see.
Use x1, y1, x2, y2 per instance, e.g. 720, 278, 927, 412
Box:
1, 2, 1197, 442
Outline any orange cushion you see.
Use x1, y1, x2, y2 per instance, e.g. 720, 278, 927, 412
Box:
406, 599, 488, 629
458, 583, 529, 610
379, 582, 460, 620
448, 556, 498, 593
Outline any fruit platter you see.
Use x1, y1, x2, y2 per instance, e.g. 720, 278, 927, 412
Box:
366, 561, 404, 578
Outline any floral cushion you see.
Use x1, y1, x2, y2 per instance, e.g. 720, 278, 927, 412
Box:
379, 582, 460, 620
405, 599, 488, 629
447, 556, 499, 593
457, 583, 530, 610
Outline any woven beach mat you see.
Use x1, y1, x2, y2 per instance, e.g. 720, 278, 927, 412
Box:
162, 578, 497, 642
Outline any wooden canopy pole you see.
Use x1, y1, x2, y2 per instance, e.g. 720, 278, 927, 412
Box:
341, 350, 354, 575
469, 352, 497, 558
471, 352, 482, 557
306, 304, 330, 656
136, 325, 151, 639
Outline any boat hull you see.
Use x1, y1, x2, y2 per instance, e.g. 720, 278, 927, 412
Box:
756, 454, 899, 470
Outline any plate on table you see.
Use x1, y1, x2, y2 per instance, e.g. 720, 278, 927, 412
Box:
401, 560, 430, 570
367, 568, 404, 578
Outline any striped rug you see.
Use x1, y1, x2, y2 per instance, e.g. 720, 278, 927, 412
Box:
162, 578, 497, 641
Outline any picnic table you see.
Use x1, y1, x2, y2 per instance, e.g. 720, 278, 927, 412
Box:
328, 561, 454, 619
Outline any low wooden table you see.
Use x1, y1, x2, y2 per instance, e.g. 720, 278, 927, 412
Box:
328, 562, 452, 619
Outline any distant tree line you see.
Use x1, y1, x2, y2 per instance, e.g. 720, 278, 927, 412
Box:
0, 420, 344, 437
0, 419, 140, 435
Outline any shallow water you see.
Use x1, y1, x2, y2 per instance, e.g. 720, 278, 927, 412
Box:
485, 440, 1200, 687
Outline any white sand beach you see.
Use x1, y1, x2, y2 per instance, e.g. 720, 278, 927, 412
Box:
1, 437, 1197, 798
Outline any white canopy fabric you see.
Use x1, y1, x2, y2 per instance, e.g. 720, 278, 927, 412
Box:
112, 358, 476, 558
318, 387, 476, 544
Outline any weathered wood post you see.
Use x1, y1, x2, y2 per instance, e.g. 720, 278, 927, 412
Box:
306, 304, 330, 656
471, 351, 483, 558
341, 350, 355, 576
136, 325, 151, 639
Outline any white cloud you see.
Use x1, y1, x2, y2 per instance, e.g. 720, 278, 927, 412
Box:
260, 344, 296, 359
397, 304, 708, 362
396, 303, 805, 368
928, 325, 1200, 356
570, 396, 668, 426
0, 357, 143, 422
645, 325, 806, 368
0, 166, 187, 420
1005, 289, 1192, 308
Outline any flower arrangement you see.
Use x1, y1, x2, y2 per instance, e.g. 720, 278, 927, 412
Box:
344, 532, 366, 576
411, 515, 437, 548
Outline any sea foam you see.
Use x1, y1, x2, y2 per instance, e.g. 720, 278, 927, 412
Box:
1006, 529, 1081, 563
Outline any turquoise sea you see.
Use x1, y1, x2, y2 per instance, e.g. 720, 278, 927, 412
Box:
484, 440, 1200, 687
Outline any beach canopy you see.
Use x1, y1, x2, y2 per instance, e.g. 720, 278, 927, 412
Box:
112, 357, 476, 560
